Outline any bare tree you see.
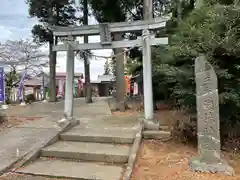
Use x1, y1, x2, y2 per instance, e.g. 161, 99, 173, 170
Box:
0, 39, 48, 76
0, 39, 48, 101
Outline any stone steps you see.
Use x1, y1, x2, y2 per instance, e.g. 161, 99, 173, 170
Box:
60, 127, 135, 144
17, 125, 136, 179
41, 141, 131, 164
16, 158, 123, 180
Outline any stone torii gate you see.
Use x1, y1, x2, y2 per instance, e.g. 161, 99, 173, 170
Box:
51, 16, 169, 126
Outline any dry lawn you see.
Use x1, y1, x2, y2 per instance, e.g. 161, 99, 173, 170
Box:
131, 106, 240, 180
131, 140, 240, 180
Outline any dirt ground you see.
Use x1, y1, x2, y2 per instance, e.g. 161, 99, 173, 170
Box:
2, 140, 239, 180
0, 174, 69, 180
131, 106, 240, 180
131, 140, 240, 180
1, 105, 240, 180
0, 105, 42, 132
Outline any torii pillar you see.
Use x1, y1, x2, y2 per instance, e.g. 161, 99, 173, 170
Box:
64, 36, 75, 119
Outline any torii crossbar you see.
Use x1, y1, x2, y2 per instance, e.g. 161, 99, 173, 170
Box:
51, 16, 170, 124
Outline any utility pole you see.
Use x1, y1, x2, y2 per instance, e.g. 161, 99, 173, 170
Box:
83, 0, 92, 103
143, 0, 159, 129
196, 0, 204, 9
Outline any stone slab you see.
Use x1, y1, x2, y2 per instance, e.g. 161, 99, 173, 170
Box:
76, 114, 139, 129
0, 127, 58, 174
16, 118, 60, 129
41, 141, 131, 163
4, 97, 110, 118
144, 120, 160, 130
189, 156, 235, 176
143, 130, 171, 140
73, 97, 112, 117
122, 121, 143, 180
60, 127, 136, 144
17, 158, 123, 180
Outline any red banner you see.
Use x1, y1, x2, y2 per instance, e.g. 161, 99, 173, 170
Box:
125, 76, 130, 93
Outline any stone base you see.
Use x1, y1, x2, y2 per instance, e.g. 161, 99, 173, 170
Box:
144, 119, 160, 130
20, 102, 26, 106
143, 130, 171, 140
189, 156, 235, 176
1, 104, 9, 109
57, 117, 79, 128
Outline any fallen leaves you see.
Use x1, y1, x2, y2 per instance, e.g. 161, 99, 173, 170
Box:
131, 140, 240, 180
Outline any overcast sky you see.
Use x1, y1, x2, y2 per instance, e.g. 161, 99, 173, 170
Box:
0, 0, 112, 80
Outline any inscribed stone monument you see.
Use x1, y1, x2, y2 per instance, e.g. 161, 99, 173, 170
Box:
188, 55, 234, 175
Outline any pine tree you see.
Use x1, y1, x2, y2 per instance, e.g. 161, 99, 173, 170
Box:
27, 0, 78, 102
103, 59, 111, 75
158, 1, 240, 124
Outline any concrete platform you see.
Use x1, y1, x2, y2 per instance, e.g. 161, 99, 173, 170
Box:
76, 114, 139, 129
16, 158, 123, 180
60, 127, 136, 144
143, 130, 171, 139
0, 127, 59, 174
41, 141, 131, 163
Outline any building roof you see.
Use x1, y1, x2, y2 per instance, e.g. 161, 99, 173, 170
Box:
90, 80, 101, 83
97, 75, 115, 82
55, 72, 83, 77
24, 77, 48, 87
24, 74, 115, 86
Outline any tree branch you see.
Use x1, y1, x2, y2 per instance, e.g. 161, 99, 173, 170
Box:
118, 0, 139, 19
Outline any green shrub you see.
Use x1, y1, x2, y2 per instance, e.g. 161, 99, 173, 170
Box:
153, 3, 240, 145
